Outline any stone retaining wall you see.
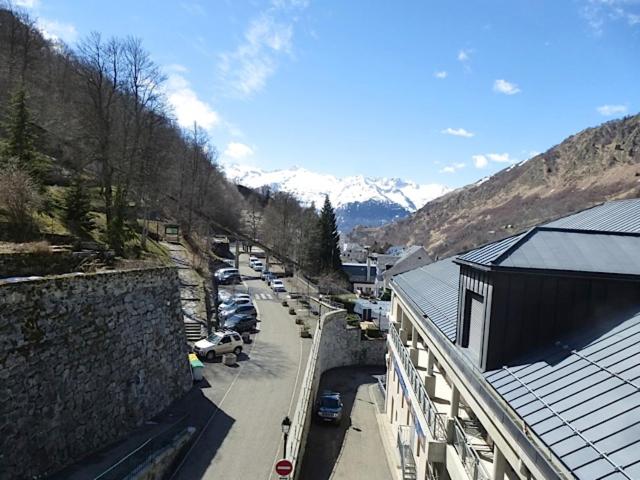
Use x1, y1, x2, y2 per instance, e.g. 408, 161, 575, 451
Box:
0, 267, 192, 479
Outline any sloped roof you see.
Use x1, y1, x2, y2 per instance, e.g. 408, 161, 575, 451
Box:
392, 257, 459, 341
456, 232, 528, 266
485, 309, 640, 480
545, 199, 640, 233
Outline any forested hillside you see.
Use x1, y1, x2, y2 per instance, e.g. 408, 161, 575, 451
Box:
351, 114, 640, 258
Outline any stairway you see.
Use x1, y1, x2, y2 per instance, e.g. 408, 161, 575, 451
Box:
402, 463, 417, 480
184, 321, 204, 341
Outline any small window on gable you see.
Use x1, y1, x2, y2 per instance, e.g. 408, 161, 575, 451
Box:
461, 290, 485, 363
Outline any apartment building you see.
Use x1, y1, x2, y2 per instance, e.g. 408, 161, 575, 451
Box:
384, 199, 640, 480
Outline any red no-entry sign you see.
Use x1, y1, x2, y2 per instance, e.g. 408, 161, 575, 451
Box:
275, 459, 293, 476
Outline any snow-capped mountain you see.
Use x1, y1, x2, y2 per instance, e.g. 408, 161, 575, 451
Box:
223, 163, 451, 232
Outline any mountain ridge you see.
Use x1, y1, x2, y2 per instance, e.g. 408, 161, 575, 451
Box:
349, 114, 640, 257
222, 163, 451, 231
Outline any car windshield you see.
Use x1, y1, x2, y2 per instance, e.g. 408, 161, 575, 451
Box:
207, 334, 224, 345
320, 397, 341, 409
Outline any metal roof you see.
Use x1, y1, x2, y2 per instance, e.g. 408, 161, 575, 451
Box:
497, 229, 640, 276
485, 309, 640, 480
392, 257, 459, 341
545, 199, 640, 233
456, 232, 528, 266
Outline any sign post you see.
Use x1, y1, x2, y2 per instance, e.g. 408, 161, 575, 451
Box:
275, 459, 293, 478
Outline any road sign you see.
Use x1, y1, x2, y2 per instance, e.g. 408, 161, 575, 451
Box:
275, 459, 293, 476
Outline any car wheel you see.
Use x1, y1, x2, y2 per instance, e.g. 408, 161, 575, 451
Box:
206, 351, 216, 361
233, 346, 242, 355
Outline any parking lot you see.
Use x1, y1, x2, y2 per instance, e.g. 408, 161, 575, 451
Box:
171, 252, 313, 480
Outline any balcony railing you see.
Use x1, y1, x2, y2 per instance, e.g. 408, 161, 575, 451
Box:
397, 425, 417, 480
389, 323, 447, 441
452, 418, 491, 480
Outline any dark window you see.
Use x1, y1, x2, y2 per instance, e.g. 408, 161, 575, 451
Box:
461, 291, 484, 358
221, 336, 231, 344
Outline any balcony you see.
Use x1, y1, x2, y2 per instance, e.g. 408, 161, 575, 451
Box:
397, 425, 417, 480
389, 323, 447, 442
389, 322, 495, 480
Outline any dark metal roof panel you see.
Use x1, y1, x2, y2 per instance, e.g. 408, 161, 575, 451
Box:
485, 310, 640, 480
545, 199, 640, 233
456, 232, 527, 266
392, 257, 459, 341
497, 230, 640, 275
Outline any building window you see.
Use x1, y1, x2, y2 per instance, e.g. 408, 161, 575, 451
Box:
461, 290, 485, 361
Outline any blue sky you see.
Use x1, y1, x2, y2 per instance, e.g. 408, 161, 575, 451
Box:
17, 0, 640, 187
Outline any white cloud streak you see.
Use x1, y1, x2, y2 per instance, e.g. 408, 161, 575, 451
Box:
224, 142, 255, 159
165, 65, 221, 131
36, 18, 77, 43
434, 70, 448, 79
582, 0, 640, 34
218, 1, 307, 99
439, 162, 466, 174
473, 152, 516, 168
493, 79, 521, 95
597, 104, 628, 116
441, 127, 474, 138
457, 49, 471, 62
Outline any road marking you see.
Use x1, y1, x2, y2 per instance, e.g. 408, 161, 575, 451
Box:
255, 293, 274, 300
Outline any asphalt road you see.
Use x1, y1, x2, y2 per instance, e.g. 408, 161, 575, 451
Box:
171, 254, 311, 480
299, 366, 392, 480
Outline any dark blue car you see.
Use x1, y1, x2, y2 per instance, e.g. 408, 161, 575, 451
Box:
316, 391, 343, 423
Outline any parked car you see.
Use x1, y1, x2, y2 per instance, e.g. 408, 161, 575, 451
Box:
219, 304, 257, 321
252, 261, 264, 272
194, 330, 243, 361
261, 270, 272, 280
271, 279, 286, 292
218, 298, 252, 312
265, 273, 277, 285
223, 314, 258, 333
316, 391, 343, 423
215, 268, 240, 285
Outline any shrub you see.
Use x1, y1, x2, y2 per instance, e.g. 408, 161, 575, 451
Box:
281, 300, 289, 307
0, 165, 42, 240
288, 307, 296, 315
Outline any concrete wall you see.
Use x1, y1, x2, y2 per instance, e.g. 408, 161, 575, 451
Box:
0, 267, 192, 479
288, 305, 387, 479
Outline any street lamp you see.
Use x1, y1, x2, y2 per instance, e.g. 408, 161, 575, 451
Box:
281, 416, 291, 458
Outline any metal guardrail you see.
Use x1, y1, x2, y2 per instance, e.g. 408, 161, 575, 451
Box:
94, 414, 190, 480
389, 324, 447, 441
452, 418, 491, 480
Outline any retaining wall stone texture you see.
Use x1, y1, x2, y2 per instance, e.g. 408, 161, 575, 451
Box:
0, 267, 192, 479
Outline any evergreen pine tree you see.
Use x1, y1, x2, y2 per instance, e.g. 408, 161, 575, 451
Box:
64, 178, 95, 235
0, 88, 49, 183
318, 195, 343, 273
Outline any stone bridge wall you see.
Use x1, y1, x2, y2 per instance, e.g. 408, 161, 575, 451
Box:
0, 267, 192, 479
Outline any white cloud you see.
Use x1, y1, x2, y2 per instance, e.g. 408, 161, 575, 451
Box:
165, 65, 221, 130
472, 155, 488, 168
434, 70, 448, 79
224, 142, 255, 160
486, 153, 512, 163
36, 18, 77, 43
15, 0, 40, 8
218, 1, 307, 99
473, 152, 517, 168
439, 162, 466, 174
597, 104, 628, 116
582, 0, 640, 34
457, 49, 471, 62
441, 127, 474, 138
493, 79, 521, 95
